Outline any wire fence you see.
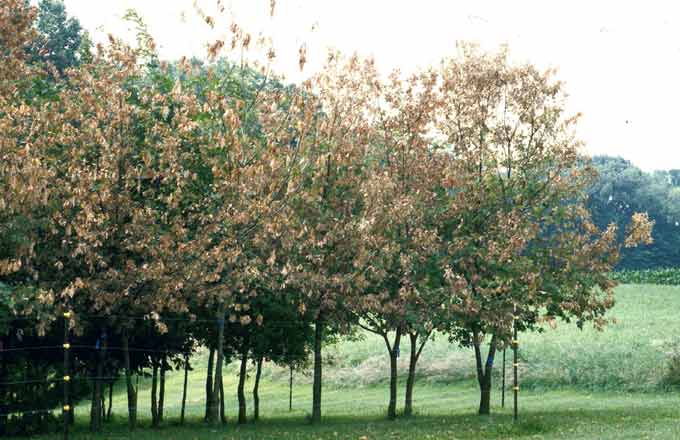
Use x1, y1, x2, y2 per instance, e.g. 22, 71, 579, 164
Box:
0, 310, 522, 439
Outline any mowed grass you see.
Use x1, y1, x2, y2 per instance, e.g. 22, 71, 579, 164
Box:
36, 385, 680, 439
33, 284, 680, 439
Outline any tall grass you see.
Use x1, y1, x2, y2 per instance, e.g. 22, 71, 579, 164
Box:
271, 284, 680, 392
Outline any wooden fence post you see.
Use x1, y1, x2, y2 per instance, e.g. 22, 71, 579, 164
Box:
63, 311, 71, 440
512, 304, 519, 422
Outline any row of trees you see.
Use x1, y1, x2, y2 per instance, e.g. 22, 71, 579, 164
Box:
1, 0, 653, 434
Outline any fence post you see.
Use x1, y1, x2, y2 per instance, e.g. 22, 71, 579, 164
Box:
512, 304, 519, 422
63, 311, 71, 440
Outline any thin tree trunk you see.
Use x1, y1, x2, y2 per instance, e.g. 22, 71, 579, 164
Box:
501, 349, 506, 408
405, 333, 417, 416
289, 366, 293, 412
159, 355, 166, 423
122, 332, 136, 430
404, 331, 430, 417
478, 372, 492, 415
90, 330, 107, 432
473, 334, 497, 416
385, 328, 402, 420
237, 349, 248, 424
181, 354, 189, 425
89, 355, 98, 431
208, 309, 225, 424
151, 361, 159, 427
219, 369, 226, 424
204, 347, 215, 422
107, 381, 113, 421
311, 313, 323, 424
253, 357, 263, 422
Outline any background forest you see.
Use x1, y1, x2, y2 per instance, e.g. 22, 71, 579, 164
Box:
587, 156, 680, 270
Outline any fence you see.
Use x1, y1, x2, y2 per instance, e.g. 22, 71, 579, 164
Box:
0, 310, 522, 439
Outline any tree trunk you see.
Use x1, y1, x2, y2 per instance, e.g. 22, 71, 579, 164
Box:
151, 361, 159, 427
159, 356, 166, 423
204, 347, 215, 422
253, 357, 263, 422
107, 381, 113, 421
181, 354, 189, 425
404, 333, 417, 416
501, 349, 506, 408
237, 350, 248, 424
208, 310, 225, 425
473, 334, 497, 416
385, 328, 402, 420
479, 375, 492, 415
90, 330, 107, 432
289, 366, 293, 412
122, 332, 137, 430
404, 331, 430, 417
89, 356, 99, 431
311, 313, 323, 424
219, 369, 226, 424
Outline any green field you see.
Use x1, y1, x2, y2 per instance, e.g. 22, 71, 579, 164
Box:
36, 284, 680, 439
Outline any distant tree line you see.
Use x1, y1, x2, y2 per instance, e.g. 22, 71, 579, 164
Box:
587, 156, 680, 270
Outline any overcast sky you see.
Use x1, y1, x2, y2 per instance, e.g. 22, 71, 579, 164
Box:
62, 0, 680, 171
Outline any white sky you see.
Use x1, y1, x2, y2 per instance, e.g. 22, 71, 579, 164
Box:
62, 0, 680, 171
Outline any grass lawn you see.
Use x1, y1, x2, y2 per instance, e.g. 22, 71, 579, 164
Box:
36, 384, 680, 439
32, 284, 680, 438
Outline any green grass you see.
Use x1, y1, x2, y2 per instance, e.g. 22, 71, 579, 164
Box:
32, 284, 680, 439
318, 284, 680, 391
36, 384, 680, 439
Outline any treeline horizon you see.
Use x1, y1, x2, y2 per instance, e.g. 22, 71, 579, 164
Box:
588, 155, 680, 270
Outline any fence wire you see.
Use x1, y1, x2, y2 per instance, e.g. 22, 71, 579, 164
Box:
0, 313, 523, 438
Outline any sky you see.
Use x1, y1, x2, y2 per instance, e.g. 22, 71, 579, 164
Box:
62, 0, 680, 172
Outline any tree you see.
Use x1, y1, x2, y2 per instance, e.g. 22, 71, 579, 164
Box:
435, 44, 653, 415
0, 0, 50, 290
0, 2, 88, 433
32, 28, 200, 430
350, 68, 447, 419
159, 24, 319, 422
281, 52, 376, 423
28, 0, 84, 75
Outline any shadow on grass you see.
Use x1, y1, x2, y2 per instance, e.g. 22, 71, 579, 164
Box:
34, 403, 678, 440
